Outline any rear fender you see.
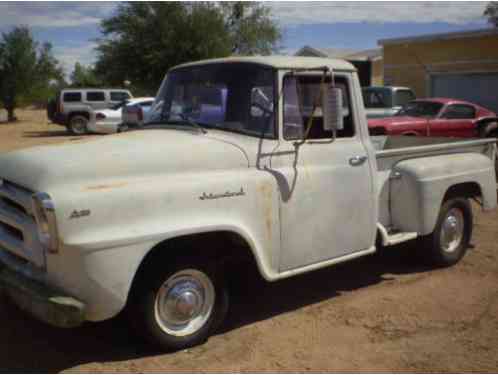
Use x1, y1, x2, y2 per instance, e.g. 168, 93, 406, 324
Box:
389, 152, 497, 235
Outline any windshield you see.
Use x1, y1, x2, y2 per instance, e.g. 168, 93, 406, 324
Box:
396, 101, 443, 118
146, 63, 276, 138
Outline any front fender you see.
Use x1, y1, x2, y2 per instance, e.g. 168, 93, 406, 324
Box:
45, 171, 281, 321
60, 222, 268, 322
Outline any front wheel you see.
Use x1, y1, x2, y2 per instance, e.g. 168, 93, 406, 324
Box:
68, 115, 88, 135
421, 198, 472, 267
128, 261, 228, 351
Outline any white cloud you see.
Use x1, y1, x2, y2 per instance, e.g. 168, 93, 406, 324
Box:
269, 1, 488, 26
0, 2, 116, 28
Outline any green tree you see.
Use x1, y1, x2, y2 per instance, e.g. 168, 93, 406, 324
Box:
28, 42, 65, 107
95, 2, 231, 92
0, 26, 63, 122
70, 62, 101, 87
484, 2, 498, 26
94, 2, 281, 93
221, 2, 282, 55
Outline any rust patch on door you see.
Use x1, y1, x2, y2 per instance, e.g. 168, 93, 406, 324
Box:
258, 182, 273, 241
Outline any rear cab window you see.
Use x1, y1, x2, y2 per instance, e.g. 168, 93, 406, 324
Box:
86, 91, 106, 102
63, 92, 82, 102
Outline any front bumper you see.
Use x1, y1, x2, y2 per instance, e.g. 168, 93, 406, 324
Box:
0, 262, 86, 328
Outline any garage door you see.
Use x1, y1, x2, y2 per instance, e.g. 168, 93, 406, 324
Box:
431, 72, 498, 114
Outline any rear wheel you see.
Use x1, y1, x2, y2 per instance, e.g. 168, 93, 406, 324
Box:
421, 198, 472, 267
68, 115, 88, 135
128, 260, 228, 351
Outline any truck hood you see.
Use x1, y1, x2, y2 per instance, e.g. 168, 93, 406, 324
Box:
0, 129, 250, 192
368, 116, 428, 128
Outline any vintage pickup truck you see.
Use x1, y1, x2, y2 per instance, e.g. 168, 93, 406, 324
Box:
0, 56, 496, 351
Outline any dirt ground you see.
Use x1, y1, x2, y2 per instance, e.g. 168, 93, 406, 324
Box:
0, 109, 497, 373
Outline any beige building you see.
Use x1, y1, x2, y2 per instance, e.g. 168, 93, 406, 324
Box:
379, 28, 498, 113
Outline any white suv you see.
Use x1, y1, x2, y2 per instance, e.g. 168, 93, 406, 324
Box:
47, 88, 133, 134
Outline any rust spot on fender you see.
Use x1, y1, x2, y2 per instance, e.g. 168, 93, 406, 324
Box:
84, 182, 128, 191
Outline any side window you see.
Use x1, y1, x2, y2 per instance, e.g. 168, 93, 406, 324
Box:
442, 104, 476, 120
63, 92, 81, 102
283, 75, 354, 140
394, 90, 415, 107
110, 91, 131, 102
86, 91, 106, 102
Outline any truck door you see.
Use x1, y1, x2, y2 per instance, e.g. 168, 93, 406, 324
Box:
270, 72, 376, 272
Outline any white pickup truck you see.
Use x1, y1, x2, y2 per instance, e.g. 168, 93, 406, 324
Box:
0, 56, 496, 351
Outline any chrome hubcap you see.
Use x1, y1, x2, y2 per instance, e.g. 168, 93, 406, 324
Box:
440, 208, 464, 253
154, 269, 215, 337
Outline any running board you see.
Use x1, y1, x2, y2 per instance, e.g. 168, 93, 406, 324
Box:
384, 232, 418, 246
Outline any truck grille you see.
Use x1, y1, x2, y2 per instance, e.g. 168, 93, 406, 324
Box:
0, 179, 45, 268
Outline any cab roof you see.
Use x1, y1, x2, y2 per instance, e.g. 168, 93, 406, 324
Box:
171, 55, 357, 72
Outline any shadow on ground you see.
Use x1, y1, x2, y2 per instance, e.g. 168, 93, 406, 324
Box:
0, 242, 436, 373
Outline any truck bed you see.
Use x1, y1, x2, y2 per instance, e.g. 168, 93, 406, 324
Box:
372, 135, 496, 171
373, 136, 497, 235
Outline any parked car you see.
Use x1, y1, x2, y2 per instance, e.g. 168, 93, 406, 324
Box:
368, 98, 498, 137
47, 88, 133, 135
87, 97, 155, 134
119, 97, 156, 130
1, 56, 496, 351
362, 86, 415, 119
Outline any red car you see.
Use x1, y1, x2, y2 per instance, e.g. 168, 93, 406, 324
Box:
368, 98, 498, 138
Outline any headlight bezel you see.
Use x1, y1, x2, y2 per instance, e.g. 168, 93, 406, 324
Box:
32, 192, 59, 253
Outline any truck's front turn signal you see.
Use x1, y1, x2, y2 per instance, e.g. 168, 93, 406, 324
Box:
32, 192, 59, 254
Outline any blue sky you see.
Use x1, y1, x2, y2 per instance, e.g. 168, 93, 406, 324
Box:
0, 1, 491, 76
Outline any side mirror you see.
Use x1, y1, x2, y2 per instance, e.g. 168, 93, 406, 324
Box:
323, 86, 344, 131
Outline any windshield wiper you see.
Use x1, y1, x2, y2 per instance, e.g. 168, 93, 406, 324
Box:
175, 114, 207, 134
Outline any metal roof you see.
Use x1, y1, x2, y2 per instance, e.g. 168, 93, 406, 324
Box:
171, 55, 356, 72
378, 28, 498, 46
295, 46, 382, 61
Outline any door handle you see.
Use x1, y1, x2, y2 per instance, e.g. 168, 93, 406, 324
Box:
349, 155, 368, 166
